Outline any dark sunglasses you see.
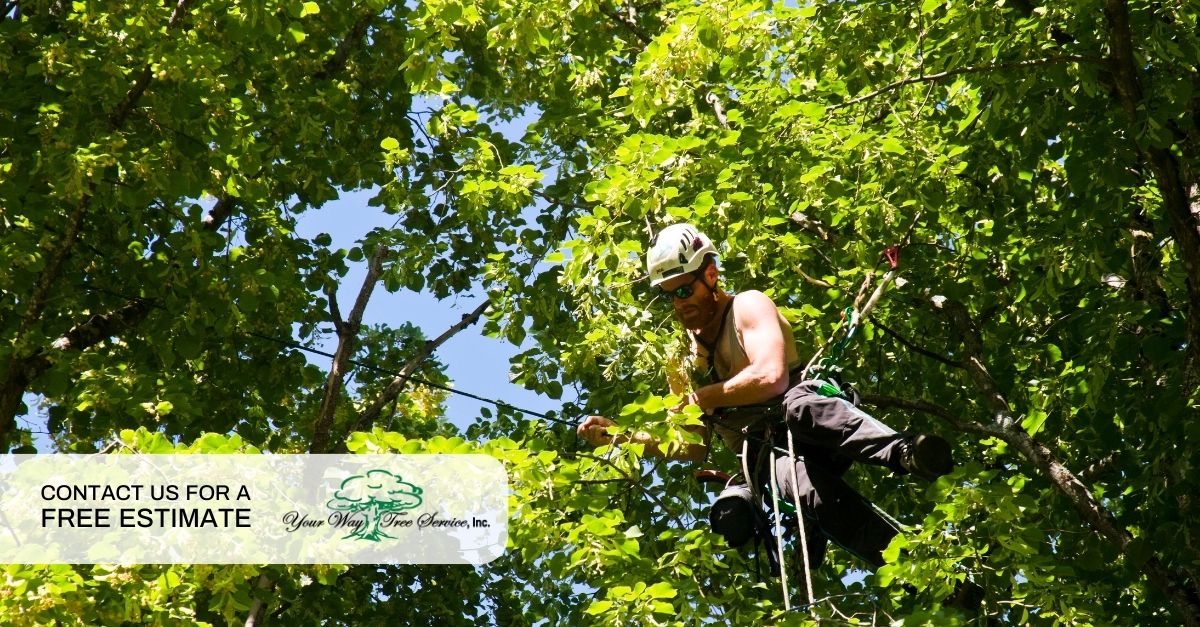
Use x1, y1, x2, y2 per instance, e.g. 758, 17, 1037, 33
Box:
658, 274, 704, 300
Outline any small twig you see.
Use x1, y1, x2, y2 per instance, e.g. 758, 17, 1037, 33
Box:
859, 393, 977, 435
570, 452, 685, 528
796, 267, 833, 289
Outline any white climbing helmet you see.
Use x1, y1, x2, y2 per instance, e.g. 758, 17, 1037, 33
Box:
646, 223, 717, 287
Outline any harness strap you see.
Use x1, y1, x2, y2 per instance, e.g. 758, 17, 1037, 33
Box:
693, 297, 736, 384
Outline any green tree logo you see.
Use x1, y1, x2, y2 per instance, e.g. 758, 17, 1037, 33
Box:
327, 469, 423, 541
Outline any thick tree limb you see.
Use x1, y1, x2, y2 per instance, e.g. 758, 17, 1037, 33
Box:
16, 200, 89, 341
0, 0, 203, 447
47, 298, 154, 354
0, 198, 89, 450
1104, 0, 1200, 394
344, 299, 492, 442
860, 393, 974, 434
0, 296, 154, 450
201, 196, 236, 230
1127, 211, 1172, 317
314, 14, 373, 80
108, 0, 194, 129
789, 212, 833, 242
309, 246, 389, 454
243, 574, 274, 627
2, 191, 234, 434
534, 189, 593, 211
933, 292, 1200, 625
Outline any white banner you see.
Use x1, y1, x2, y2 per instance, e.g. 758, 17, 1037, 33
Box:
0, 454, 508, 564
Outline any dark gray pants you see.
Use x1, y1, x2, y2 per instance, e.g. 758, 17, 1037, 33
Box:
769, 380, 907, 567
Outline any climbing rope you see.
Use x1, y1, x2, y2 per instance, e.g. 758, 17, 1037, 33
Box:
241, 330, 574, 426
785, 426, 817, 610
802, 212, 923, 382
802, 245, 901, 381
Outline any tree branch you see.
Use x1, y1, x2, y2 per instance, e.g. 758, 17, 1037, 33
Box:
0, 295, 155, 448
872, 318, 962, 368
326, 283, 345, 336
1125, 211, 1172, 316
860, 393, 978, 435
314, 14, 373, 80
1104, 0, 1200, 394
933, 291, 1200, 624
108, 0, 194, 129
243, 574, 274, 627
795, 266, 833, 289
310, 245, 389, 454
600, 4, 651, 45
0, 198, 89, 450
0, 0, 205, 446
830, 56, 1101, 110
932, 296, 1015, 429
201, 196, 236, 231
343, 299, 492, 442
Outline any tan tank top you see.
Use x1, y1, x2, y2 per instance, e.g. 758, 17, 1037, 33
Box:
690, 294, 803, 453
691, 294, 802, 382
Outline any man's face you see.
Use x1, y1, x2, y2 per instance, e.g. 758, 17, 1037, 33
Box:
660, 267, 718, 330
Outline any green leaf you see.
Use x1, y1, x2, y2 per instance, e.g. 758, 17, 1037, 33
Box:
300, 1, 320, 16
585, 600, 613, 615
646, 581, 676, 599
441, 2, 462, 22
880, 137, 907, 154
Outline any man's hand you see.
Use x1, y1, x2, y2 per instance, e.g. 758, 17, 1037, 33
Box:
577, 415, 616, 447
671, 389, 715, 415
576, 414, 709, 462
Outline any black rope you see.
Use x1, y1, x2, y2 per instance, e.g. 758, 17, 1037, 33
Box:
74, 283, 572, 426
240, 330, 572, 425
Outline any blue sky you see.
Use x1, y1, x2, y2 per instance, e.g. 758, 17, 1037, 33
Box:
292, 188, 565, 433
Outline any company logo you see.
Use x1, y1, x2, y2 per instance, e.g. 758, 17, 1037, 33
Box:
325, 469, 423, 542
276, 458, 498, 555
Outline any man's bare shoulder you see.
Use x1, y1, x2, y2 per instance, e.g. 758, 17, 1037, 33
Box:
733, 290, 781, 311
731, 290, 782, 325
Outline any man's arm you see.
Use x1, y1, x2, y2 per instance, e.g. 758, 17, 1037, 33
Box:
689, 291, 789, 413
577, 415, 708, 463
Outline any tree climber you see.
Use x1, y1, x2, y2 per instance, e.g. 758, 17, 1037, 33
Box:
576, 223, 955, 569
